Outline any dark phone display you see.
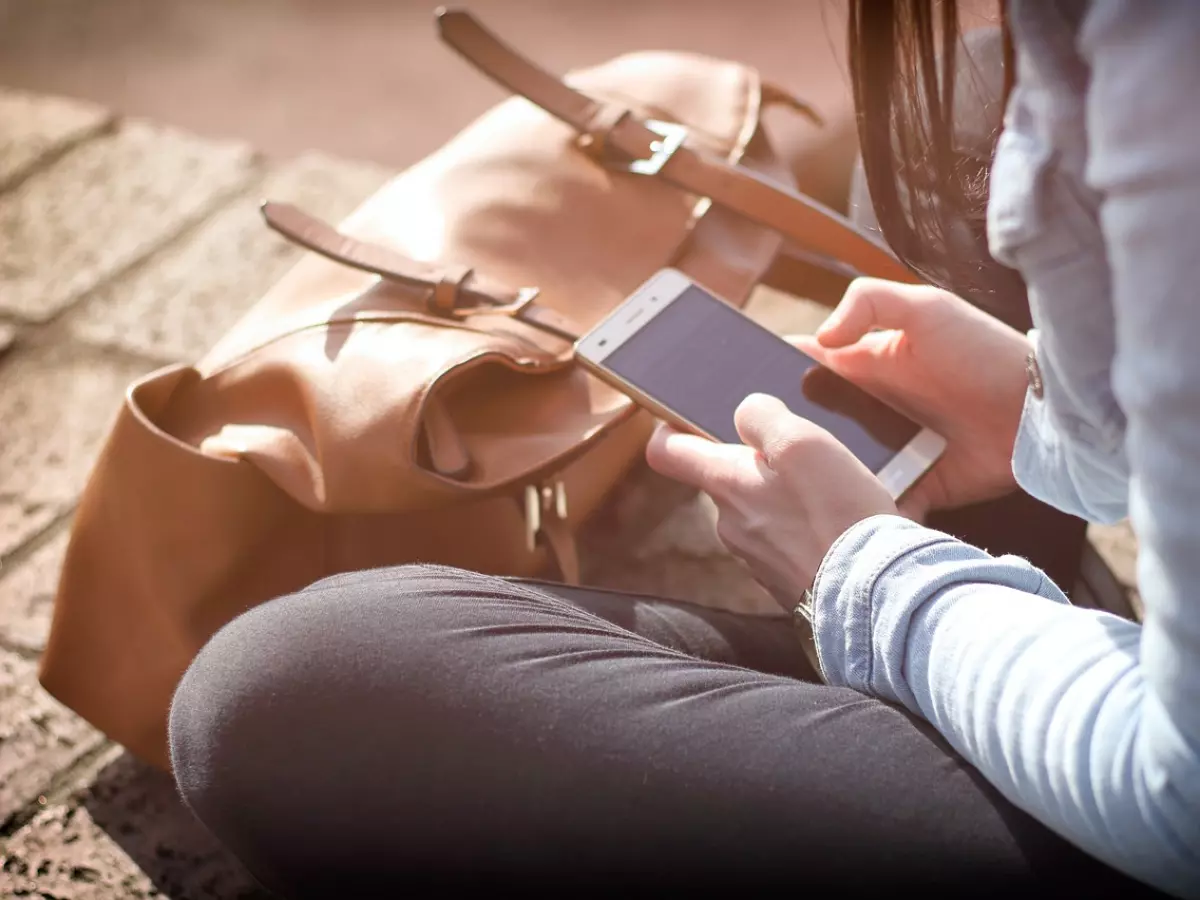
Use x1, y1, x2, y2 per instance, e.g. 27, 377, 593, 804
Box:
603, 285, 920, 474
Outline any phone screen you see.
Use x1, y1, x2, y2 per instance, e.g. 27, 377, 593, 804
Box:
601, 284, 921, 474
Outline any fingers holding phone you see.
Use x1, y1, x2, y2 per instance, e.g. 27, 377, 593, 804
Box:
574, 269, 946, 502
795, 277, 1031, 514
574, 268, 934, 608
645, 395, 897, 610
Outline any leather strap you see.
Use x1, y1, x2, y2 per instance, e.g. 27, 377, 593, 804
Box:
512, 305, 582, 343
772, 241, 864, 283
759, 80, 823, 124
437, 9, 920, 285
540, 515, 581, 585
262, 202, 583, 341
264, 202, 517, 307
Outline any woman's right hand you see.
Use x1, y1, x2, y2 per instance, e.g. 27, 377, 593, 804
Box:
793, 277, 1032, 520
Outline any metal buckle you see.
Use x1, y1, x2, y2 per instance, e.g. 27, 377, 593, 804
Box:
624, 120, 687, 176
524, 481, 568, 552
449, 285, 540, 320
512, 286, 541, 314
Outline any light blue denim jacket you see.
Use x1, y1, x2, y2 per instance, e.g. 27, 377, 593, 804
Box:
812, 3, 1200, 896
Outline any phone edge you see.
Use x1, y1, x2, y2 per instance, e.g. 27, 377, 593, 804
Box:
575, 268, 949, 489
573, 353, 721, 442
876, 427, 947, 500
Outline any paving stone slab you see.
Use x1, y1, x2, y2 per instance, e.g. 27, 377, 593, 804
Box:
256, 151, 391, 218
0, 88, 111, 191
0, 804, 161, 899
0, 754, 264, 900
0, 648, 104, 825
0, 497, 58, 562
0, 321, 15, 358
0, 342, 153, 513
0, 121, 254, 322
68, 152, 390, 361
0, 527, 69, 653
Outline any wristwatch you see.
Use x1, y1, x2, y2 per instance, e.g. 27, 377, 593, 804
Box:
792, 589, 814, 626
792, 589, 824, 681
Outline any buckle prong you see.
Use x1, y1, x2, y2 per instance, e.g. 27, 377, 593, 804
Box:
625, 120, 687, 176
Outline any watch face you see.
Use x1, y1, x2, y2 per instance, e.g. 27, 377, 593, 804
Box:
1025, 351, 1044, 399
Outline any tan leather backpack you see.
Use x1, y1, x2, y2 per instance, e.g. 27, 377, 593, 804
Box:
40, 9, 914, 769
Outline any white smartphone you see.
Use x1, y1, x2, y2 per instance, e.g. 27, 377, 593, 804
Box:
574, 268, 946, 499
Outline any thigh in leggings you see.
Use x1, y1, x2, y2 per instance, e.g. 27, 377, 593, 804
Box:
168, 565, 1149, 897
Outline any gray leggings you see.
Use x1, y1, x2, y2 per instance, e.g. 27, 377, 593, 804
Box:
168, 565, 1155, 897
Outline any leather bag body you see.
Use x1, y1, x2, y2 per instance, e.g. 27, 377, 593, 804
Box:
40, 10, 911, 769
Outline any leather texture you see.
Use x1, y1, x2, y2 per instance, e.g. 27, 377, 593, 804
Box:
40, 8, 914, 770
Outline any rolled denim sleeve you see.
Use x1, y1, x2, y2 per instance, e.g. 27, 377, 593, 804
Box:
812, 514, 1200, 897
811, 515, 1067, 710
1013, 329, 1130, 524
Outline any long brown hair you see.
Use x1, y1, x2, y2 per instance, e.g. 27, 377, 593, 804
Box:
848, 1, 1023, 314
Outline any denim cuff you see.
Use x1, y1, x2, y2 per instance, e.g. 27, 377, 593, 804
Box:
1012, 330, 1130, 524
811, 514, 1067, 714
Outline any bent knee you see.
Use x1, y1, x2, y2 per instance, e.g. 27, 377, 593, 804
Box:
168, 564, 532, 790
169, 566, 442, 769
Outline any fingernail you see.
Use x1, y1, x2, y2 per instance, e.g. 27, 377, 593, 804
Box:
744, 392, 783, 410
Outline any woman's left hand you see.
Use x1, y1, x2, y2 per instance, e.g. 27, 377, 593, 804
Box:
645, 393, 897, 612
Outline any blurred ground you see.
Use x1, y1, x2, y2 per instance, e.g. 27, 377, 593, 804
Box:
0, 0, 864, 204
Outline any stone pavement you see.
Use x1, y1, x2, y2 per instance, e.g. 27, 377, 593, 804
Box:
0, 89, 1142, 898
